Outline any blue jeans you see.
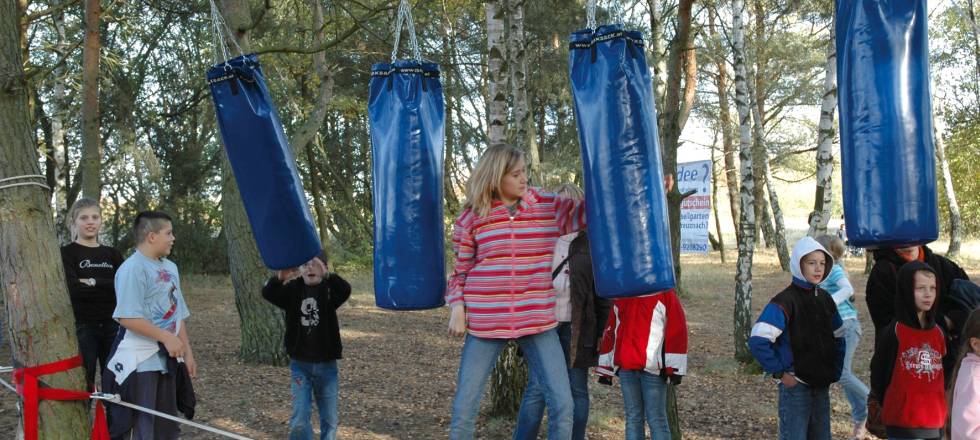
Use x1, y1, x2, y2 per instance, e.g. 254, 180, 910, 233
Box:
513, 322, 590, 440
778, 382, 831, 440
619, 370, 670, 440
838, 318, 869, 423
289, 359, 339, 440
449, 329, 573, 440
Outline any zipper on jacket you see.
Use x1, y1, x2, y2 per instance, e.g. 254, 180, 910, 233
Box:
510, 214, 516, 334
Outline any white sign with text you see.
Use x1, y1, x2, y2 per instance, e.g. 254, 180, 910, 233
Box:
677, 160, 711, 254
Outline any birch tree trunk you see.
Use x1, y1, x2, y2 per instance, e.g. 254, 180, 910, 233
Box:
748, 78, 790, 271
933, 99, 962, 257
80, 0, 101, 200
1, 2, 90, 435
485, 1, 508, 147
732, 0, 757, 363
486, 0, 526, 417
808, 21, 838, 238
709, 7, 740, 241
218, 0, 287, 366
507, 0, 540, 183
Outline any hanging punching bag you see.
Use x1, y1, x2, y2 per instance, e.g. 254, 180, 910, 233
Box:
207, 54, 322, 270
368, 2, 445, 310
569, 23, 675, 298
836, 0, 938, 248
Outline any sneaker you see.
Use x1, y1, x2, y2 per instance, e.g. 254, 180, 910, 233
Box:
851, 420, 868, 440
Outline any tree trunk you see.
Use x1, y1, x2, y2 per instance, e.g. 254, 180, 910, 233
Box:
1, 2, 90, 435
486, 0, 526, 417
658, 0, 695, 297
808, 20, 837, 238
507, 0, 540, 184
646, 0, 668, 109
732, 0, 757, 364
762, 157, 790, 272
711, 141, 726, 263
218, 0, 287, 366
709, 7, 740, 242
933, 99, 962, 257
50, 8, 69, 242
485, 1, 508, 147
747, 78, 789, 271
80, 0, 101, 200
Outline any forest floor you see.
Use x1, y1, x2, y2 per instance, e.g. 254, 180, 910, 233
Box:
1, 243, 978, 439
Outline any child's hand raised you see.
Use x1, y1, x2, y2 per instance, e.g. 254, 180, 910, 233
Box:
277, 267, 301, 282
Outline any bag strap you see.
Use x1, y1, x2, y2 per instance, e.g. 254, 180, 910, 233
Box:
552, 256, 571, 280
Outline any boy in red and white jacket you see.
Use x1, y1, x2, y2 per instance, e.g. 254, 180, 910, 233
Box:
596, 289, 688, 440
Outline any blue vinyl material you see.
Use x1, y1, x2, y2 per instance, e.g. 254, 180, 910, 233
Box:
368, 60, 446, 310
207, 54, 321, 270
568, 24, 675, 298
836, 0, 938, 248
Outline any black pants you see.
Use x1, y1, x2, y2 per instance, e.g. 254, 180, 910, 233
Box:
76, 320, 119, 390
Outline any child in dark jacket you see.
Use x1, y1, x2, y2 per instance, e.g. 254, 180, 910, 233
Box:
749, 236, 845, 440
262, 251, 351, 440
869, 261, 947, 440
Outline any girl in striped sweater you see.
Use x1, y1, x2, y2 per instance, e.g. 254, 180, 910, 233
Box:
446, 145, 586, 440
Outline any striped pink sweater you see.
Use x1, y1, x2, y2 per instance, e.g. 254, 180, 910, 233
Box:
446, 188, 586, 339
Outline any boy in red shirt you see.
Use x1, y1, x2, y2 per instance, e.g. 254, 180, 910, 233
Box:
870, 261, 947, 440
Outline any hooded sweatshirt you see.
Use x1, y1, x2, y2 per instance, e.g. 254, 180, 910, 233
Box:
869, 261, 947, 439
748, 236, 845, 387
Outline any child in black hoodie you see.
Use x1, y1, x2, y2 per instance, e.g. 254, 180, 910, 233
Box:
869, 261, 947, 440
262, 251, 351, 440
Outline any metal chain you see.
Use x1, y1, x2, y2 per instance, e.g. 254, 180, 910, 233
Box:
390, 0, 421, 63
209, 0, 246, 64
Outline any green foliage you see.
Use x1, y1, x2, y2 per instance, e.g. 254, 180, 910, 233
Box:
940, 120, 980, 236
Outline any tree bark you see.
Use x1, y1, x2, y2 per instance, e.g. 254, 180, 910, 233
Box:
709, 7, 740, 242
80, 0, 101, 200
485, 1, 508, 147
658, 0, 695, 296
711, 139, 726, 263
646, 0, 668, 109
218, 0, 287, 366
732, 0, 757, 364
484, 0, 527, 417
50, 7, 69, 242
933, 99, 962, 257
507, 0, 540, 184
747, 75, 790, 271
808, 20, 837, 238
1, 1, 90, 435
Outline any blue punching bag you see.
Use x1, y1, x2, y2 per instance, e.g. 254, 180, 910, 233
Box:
367, 3, 445, 310
569, 23, 675, 298
207, 54, 322, 269
836, 0, 938, 248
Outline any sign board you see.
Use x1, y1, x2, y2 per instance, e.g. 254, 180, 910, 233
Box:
677, 160, 711, 254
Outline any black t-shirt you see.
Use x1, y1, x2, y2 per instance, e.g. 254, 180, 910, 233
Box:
60, 242, 124, 322
290, 285, 328, 362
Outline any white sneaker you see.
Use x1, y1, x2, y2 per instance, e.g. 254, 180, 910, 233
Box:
851, 420, 868, 440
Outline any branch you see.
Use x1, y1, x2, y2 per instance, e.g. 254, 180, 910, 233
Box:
253, 2, 393, 55
23, 39, 84, 82
26, 0, 81, 22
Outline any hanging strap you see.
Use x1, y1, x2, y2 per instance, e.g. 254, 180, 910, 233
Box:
12, 355, 109, 440
390, 0, 422, 63
209, 0, 246, 66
